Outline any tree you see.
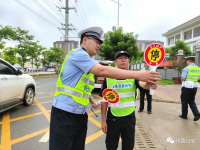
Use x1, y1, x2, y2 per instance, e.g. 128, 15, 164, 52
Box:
170, 40, 192, 59
1, 47, 18, 65
49, 46, 64, 65
0, 25, 35, 68
98, 26, 140, 61
41, 50, 50, 67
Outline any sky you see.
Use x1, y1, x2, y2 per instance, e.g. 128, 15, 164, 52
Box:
0, 0, 200, 49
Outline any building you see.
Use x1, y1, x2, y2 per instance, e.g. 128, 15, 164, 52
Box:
162, 15, 200, 52
53, 40, 79, 55
137, 40, 164, 51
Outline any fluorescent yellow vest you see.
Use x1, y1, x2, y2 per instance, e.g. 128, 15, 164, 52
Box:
186, 65, 200, 82
107, 78, 136, 117
142, 67, 152, 71
54, 49, 95, 106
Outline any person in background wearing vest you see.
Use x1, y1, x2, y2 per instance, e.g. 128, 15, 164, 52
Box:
100, 51, 158, 150
138, 62, 152, 114
49, 27, 161, 150
179, 56, 200, 121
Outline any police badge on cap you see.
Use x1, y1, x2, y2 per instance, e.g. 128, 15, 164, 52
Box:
78, 27, 104, 44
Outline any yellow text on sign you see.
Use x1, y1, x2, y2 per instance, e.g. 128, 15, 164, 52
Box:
105, 91, 117, 101
148, 48, 162, 63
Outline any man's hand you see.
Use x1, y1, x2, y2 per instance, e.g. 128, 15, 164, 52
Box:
101, 121, 107, 133
137, 71, 161, 84
91, 99, 100, 109
146, 81, 157, 90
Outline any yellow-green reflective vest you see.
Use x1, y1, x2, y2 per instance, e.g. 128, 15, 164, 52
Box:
186, 65, 200, 82
107, 78, 136, 117
54, 49, 95, 106
142, 67, 152, 71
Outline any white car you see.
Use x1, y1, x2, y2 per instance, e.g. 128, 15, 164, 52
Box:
0, 58, 36, 113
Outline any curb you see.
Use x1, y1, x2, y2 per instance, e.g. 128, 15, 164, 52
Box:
136, 97, 181, 104
32, 74, 59, 79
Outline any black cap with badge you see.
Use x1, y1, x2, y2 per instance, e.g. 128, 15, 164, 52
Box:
114, 51, 130, 60
78, 27, 104, 44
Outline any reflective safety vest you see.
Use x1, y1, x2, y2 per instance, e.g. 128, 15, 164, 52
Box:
142, 67, 151, 71
186, 65, 200, 83
54, 49, 95, 106
107, 78, 136, 117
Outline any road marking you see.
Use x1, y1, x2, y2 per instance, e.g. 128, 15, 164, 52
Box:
40, 101, 53, 104
10, 112, 43, 122
85, 130, 104, 145
36, 86, 42, 89
39, 131, 49, 142
36, 95, 53, 99
34, 98, 50, 122
88, 116, 101, 128
10, 128, 49, 146
88, 109, 101, 116
0, 112, 11, 150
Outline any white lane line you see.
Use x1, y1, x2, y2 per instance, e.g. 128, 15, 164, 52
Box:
36, 86, 42, 89
39, 131, 49, 142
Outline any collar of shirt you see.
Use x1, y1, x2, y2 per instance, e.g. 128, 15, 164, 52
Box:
189, 63, 196, 66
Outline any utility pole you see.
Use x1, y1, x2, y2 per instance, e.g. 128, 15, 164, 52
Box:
59, 0, 76, 56
111, 0, 121, 29
65, 0, 69, 56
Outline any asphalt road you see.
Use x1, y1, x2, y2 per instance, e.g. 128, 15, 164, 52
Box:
0, 76, 200, 150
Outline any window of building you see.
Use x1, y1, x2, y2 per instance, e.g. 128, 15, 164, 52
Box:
184, 30, 192, 40
193, 44, 198, 52
175, 34, 180, 41
168, 37, 174, 45
193, 26, 200, 38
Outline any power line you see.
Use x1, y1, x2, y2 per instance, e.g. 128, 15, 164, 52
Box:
71, 0, 87, 29
69, 0, 85, 30
33, 0, 63, 24
43, 0, 65, 21
78, 0, 89, 27
15, 0, 59, 28
49, 0, 65, 19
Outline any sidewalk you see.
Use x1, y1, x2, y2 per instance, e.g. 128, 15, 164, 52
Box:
137, 84, 200, 105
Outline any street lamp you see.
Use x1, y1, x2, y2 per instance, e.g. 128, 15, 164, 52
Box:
111, 0, 121, 29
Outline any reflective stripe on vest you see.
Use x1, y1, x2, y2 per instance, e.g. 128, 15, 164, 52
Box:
186, 65, 200, 83
54, 49, 94, 106
107, 78, 136, 117
56, 87, 90, 99
108, 92, 135, 108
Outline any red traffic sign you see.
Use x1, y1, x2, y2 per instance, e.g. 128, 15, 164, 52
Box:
103, 88, 119, 104
144, 43, 165, 66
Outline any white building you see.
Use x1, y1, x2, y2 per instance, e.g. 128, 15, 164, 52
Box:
162, 15, 200, 52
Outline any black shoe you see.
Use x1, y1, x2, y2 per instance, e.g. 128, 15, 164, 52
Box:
194, 115, 200, 121
138, 109, 143, 112
179, 115, 187, 120
148, 111, 151, 114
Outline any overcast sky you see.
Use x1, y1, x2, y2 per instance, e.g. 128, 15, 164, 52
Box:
1, 0, 200, 49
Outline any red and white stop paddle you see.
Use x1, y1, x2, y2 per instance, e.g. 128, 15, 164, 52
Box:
96, 88, 120, 105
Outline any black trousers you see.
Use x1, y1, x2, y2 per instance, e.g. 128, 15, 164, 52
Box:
106, 108, 136, 150
139, 89, 152, 111
181, 87, 200, 117
49, 106, 88, 150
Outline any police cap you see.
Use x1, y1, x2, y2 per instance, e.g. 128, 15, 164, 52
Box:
78, 27, 104, 44
114, 51, 130, 60
184, 56, 195, 62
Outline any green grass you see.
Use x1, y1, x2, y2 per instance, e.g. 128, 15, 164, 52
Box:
31, 73, 58, 77
158, 79, 174, 85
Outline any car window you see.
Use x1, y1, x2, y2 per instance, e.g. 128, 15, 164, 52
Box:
0, 62, 15, 75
